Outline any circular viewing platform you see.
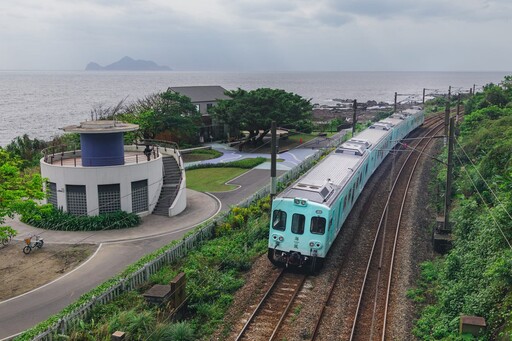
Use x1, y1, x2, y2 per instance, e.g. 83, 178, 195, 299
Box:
44, 150, 159, 167
62, 120, 139, 134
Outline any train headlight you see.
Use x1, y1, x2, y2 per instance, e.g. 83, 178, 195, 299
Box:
272, 234, 284, 243
293, 198, 308, 206
309, 241, 322, 249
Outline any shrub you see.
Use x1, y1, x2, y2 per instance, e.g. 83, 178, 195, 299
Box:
149, 321, 195, 341
21, 205, 140, 231
109, 309, 156, 340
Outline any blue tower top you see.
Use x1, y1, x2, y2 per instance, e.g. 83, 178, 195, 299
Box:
62, 121, 138, 167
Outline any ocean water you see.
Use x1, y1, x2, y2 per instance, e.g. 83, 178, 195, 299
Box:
0, 70, 509, 146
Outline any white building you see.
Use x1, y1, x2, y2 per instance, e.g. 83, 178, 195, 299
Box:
40, 120, 186, 217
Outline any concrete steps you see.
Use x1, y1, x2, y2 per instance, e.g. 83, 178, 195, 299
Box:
153, 156, 182, 216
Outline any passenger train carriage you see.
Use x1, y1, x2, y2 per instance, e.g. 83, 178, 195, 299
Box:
268, 106, 424, 271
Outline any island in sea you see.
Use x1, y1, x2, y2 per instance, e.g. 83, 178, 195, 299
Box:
85, 56, 171, 71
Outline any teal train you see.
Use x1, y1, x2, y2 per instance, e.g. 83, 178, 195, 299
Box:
268, 107, 425, 272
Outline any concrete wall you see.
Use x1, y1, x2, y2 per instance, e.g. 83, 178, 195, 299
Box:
41, 153, 163, 216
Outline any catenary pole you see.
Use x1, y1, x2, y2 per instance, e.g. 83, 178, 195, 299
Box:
444, 116, 455, 231
270, 121, 277, 201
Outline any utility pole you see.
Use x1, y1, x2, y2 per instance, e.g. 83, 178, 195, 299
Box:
270, 121, 277, 201
444, 99, 450, 146
456, 93, 461, 123
422, 88, 426, 104
394, 92, 398, 113
444, 116, 455, 232
352, 99, 357, 135
473, 84, 476, 95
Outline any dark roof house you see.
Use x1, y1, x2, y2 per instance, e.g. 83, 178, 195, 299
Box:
168, 86, 230, 115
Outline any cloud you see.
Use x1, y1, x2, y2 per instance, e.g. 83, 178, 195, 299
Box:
0, 0, 511, 71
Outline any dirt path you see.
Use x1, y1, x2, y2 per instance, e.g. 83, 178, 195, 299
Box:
0, 241, 97, 301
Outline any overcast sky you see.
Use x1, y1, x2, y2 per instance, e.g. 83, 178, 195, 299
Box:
1, 0, 511, 71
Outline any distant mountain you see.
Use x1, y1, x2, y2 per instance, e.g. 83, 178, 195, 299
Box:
85, 56, 171, 71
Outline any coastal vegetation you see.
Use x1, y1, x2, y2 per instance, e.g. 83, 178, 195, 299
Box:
20, 206, 140, 231
211, 88, 313, 145
115, 90, 202, 146
412, 76, 512, 339
0, 149, 45, 237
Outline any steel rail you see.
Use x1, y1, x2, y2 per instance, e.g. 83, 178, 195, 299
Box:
380, 123, 445, 340
349, 117, 445, 341
235, 269, 306, 341
308, 112, 444, 340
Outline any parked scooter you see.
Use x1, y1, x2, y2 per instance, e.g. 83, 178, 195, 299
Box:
23, 235, 44, 254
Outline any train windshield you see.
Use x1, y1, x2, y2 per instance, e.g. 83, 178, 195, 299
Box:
272, 210, 287, 231
311, 217, 326, 235
291, 214, 305, 234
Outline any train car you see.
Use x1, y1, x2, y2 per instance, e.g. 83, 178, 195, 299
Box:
268, 106, 424, 271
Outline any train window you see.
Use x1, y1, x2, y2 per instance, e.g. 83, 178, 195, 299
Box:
311, 217, 326, 235
272, 210, 287, 231
343, 196, 347, 210
291, 214, 305, 235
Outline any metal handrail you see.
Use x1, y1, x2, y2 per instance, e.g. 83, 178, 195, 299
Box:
41, 143, 161, 166
138, 139, 180, 153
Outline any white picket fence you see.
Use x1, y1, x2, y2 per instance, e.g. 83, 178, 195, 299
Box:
24, 133, 346, 341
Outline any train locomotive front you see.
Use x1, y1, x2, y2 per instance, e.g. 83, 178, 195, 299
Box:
268, 196, 330, 271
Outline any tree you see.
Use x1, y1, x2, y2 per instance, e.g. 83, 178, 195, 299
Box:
119, 91, 201, 144
5, 134, 48, 169
211, 88, 313, 143
0, 149, 45, 226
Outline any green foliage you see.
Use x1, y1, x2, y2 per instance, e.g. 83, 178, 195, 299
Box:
212, 88, 313, 140
413, 75, 512, 340
149, 322, 195, 341
182, 149, 223, 163
0, 149, 45, 226
118, 91, 201, 145
21, 205, 140, 231
109, 309, 156, 340
4, 134, 48, 169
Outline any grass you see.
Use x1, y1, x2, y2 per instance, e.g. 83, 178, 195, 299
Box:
182, 149, 223, 163
186, 167, 248, 192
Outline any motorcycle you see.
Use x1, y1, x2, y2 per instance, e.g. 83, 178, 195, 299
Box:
23, 235, 44, 254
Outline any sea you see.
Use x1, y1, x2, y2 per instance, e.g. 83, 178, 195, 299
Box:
0, 70, 509, 146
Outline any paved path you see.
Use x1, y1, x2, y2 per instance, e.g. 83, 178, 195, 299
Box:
0, 190, 220, 340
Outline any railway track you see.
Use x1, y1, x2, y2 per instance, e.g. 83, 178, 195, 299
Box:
309, 113, 446, 340
232, 112, 450, 341
348, 120, 445, 340
235, 269, 307, 341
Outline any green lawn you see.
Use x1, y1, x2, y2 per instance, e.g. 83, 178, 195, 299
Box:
186, 167, 249, 192
181, 149, 223, 162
